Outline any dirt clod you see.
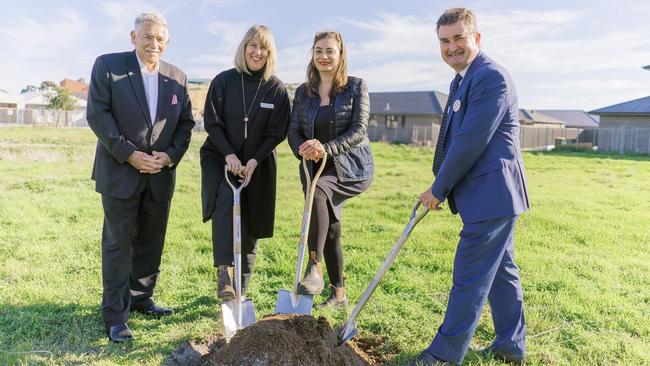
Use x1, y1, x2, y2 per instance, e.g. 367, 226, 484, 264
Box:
199, 314, 386, 366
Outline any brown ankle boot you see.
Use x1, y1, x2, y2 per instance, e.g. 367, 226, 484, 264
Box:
217, 265, 235, 300
297, 251, 324, 295
318, 286, 348, 308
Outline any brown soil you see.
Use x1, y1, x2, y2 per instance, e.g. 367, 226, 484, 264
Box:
165, 314, 395, 366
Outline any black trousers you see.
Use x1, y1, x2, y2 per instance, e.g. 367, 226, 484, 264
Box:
309, 187, 344, 288
211, 179, 258, 292
100, 178, 170, 328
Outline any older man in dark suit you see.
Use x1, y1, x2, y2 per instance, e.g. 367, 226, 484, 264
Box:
405, 8, 530, 366
86, 12, 194, 342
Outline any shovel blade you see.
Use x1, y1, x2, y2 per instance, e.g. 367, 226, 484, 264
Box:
274, 289, 313, 315
336, 321, 358, 346
221, 299, 256, 342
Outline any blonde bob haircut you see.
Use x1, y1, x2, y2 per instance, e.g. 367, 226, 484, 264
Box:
234, 25, 277, 81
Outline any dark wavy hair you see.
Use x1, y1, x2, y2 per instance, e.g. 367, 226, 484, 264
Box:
306, 31, 348, 99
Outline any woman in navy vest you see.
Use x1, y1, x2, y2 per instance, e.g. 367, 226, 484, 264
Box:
288, 31, 374, 307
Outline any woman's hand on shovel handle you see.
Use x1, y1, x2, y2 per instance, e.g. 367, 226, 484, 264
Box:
299, 139, 326, 161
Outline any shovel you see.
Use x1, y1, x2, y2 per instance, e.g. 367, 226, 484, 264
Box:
337, 200, 428, 346
275, 154, 328, 315
222, 165, 256, 341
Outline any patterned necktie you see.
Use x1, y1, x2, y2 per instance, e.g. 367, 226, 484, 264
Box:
433, 73, 462, 175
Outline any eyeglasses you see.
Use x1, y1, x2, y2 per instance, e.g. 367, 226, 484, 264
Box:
313, 49, 338, 56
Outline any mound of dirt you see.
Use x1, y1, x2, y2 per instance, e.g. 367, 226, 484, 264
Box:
200, 314, 386, 366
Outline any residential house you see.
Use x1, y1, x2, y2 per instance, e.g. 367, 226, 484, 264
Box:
0, 90, 24, 123
0, 90, 87, 126
59, 78, 89, 99
518, 109, 566, 128
367, 90, 574, 148
368, 91, 447, 143
535, 109, 600, 148
591, 96, 650, 153
536, 109, 599, 128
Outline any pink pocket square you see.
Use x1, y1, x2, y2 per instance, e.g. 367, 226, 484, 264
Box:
171, 94, 178, 105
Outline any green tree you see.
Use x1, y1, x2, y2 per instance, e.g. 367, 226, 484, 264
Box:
48, 86, 78, 127
21, 85, 39, 93
40, 80, 57, 90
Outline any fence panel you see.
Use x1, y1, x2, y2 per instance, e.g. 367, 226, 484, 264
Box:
0, 107, 87, 127
3, 111, 649, 155
368, 123, 650, 155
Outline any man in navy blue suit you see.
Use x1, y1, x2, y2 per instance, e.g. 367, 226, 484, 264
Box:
405, 8, 530, 366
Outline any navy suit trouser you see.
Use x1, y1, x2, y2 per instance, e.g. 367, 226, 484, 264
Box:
427, 216, 526, 364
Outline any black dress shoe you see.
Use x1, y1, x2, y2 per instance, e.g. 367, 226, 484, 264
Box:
401, 351, 451, 366
478, 347, 525, 364
131, 301, 173, 317
108, 323, 133, 343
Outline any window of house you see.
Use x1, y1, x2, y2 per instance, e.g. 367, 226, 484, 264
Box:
385, 115, 398, 129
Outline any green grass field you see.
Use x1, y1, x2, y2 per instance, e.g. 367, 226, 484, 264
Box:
1, 126, 649, 365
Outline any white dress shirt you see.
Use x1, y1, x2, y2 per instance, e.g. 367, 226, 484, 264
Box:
136, 54, 159, 124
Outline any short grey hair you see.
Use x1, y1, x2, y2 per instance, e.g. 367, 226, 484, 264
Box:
134, 12, 169, 34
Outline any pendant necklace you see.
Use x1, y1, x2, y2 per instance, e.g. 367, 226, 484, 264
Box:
241, 73, 264, 139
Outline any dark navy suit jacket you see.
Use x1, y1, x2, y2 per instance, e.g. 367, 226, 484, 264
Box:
431, 51, 530, 223
87, 51, 195, 201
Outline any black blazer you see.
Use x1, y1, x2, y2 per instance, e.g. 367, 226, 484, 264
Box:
87, 51, 195, 201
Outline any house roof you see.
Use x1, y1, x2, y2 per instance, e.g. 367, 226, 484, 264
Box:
518, 109, 566, 125
590, 96, 650, 115
21, 91, 86, 108
22, 91, 50, 106
369, 91, 447, 115
188, 78, 211, 85
535, 109, 599, 128
0, 91, 23, 105
59, 79, 89, 98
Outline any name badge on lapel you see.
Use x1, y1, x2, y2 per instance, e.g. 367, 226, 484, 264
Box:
452, 100, 461, 112
260, 102, 274, 109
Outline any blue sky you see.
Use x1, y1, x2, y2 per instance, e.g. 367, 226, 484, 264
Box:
1, 0, 649, 110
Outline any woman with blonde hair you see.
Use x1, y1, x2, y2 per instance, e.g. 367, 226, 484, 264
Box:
200, 25, 290, 300
288, 31, 374, 307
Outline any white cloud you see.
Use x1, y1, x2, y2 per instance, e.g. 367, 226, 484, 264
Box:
201, 0, 241, 10
0, 8, 90, 92
334, 9, 650, 109
0, 8, 87, 55
184, 21, 249, 80
338, 12, 438, 61
99, 1, 159, 40
204, 21, 250, 48
98, 0, 187, 40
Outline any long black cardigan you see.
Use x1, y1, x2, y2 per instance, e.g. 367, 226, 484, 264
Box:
200, 68, 290, 238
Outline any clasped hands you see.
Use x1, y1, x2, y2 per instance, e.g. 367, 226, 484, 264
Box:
225, 154, 257, 187
127, 151, 171, 174
298, 139, 326, 161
